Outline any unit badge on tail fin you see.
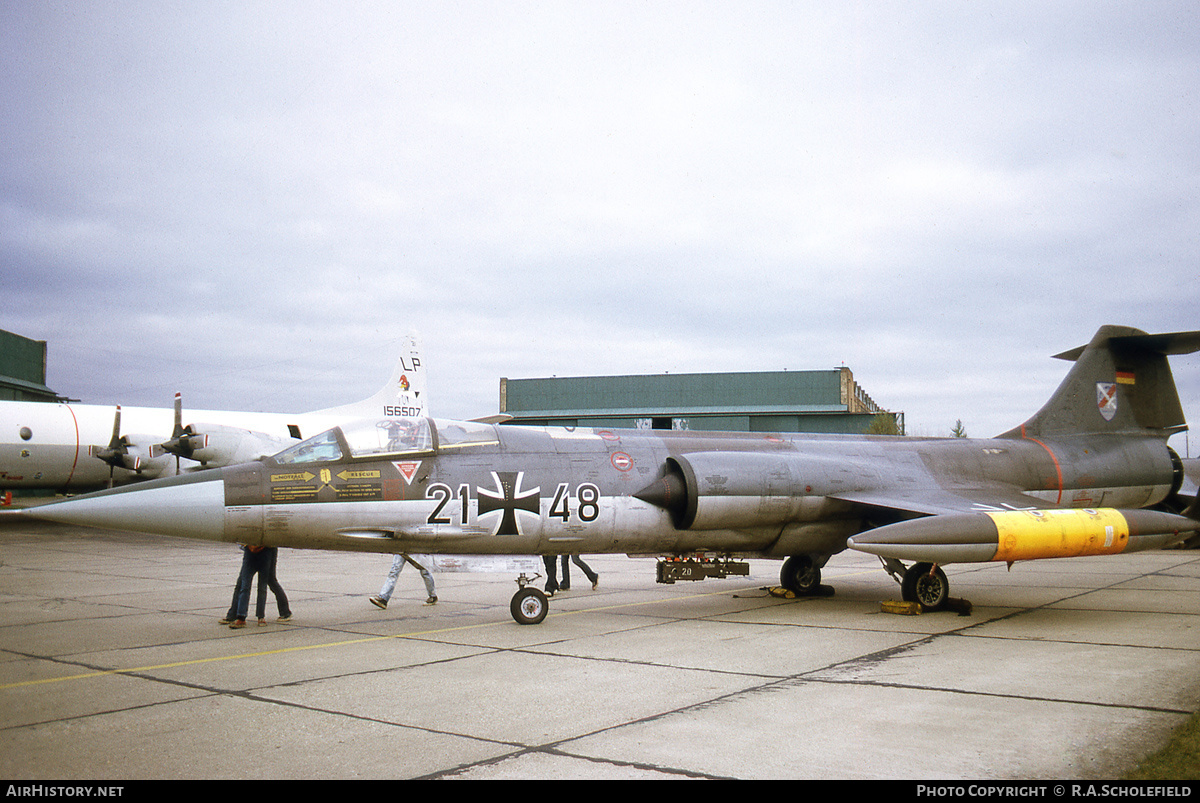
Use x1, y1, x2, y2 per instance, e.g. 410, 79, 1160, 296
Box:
1097, 382, 1118, 421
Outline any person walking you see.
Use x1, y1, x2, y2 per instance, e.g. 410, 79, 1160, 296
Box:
221, 545, 291, 626
369, 554, 437, 608
559, 554, 599, 591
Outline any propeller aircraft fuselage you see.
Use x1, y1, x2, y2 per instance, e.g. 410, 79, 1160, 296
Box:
15, 326, 1200, 624
0, 334, 427, 492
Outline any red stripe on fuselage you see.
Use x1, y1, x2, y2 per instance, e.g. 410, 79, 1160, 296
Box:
64, 404, 81, 487
1020, 424, 1063, 504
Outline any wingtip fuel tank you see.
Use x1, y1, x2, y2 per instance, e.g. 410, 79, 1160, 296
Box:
847, 508, 1199, 564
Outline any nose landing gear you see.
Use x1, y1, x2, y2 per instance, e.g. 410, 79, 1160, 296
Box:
510, 574, 548, 625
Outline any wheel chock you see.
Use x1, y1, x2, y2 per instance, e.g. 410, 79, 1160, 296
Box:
881, 600, 923, 615
945, 597, 973, 616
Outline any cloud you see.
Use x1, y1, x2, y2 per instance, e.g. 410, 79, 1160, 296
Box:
1, 2, 1197, 449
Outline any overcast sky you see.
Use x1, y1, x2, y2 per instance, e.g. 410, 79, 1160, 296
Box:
3, 1, 1198, 452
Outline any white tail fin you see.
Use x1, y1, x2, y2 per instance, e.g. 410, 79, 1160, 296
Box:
309, 332, 427, 418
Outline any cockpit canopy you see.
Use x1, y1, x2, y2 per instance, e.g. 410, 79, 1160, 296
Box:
270, 417, 497, 464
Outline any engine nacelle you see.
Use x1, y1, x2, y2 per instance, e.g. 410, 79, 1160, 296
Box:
179, 424, 294, 466
633, 451, 860, 531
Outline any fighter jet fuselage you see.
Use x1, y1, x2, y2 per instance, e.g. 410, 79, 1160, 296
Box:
37, 411, 1186, 559
16, 325, 1200, 624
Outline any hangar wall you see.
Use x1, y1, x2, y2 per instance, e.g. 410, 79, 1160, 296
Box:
498, 367, 904, 434
0, 330, 62, 402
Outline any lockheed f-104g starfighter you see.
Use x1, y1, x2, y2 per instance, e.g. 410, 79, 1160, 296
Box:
16, 325, 1200, 624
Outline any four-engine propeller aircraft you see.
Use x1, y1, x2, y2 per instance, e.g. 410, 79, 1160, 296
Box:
13, 325, 1200, 624
0, 334, 426, 491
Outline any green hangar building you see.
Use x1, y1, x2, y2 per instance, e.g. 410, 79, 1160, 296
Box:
498, 367, 903, 435
0, 330, 65, 403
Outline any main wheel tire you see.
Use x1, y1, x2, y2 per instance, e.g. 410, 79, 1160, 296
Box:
901, 562, 949, 610
780, 555, 822, 595
510, 587, 549, 625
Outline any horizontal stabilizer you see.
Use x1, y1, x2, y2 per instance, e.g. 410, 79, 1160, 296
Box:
1001, 326, 1200, 439
1053, 330, 1200, 361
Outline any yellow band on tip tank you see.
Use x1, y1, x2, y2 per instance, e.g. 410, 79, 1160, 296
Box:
989, 508, 1129, 562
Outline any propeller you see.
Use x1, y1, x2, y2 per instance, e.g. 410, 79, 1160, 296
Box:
158, 393, 208, 468
91, 407, 141, 487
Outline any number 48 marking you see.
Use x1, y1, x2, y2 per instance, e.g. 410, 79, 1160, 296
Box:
549, 482, 600, 522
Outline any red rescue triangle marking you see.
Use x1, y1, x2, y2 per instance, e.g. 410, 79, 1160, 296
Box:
393, 461, 421, 484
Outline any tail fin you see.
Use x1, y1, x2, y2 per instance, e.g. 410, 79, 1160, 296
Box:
309, 332, 428, 418
998, 325, 1200, 440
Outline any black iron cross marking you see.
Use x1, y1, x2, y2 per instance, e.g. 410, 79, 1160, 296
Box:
477, 471, 540, 536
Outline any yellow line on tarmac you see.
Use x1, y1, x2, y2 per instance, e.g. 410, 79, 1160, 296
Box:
0, 584, 764, 692
0, 618, 514, 691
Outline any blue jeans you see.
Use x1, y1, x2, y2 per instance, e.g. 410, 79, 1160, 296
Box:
379, 554, 435, 600
560, 555, 597, 588
232, 547, 290, 619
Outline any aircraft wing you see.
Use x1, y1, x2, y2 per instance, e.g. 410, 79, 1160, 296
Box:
830, 484, 1053, 517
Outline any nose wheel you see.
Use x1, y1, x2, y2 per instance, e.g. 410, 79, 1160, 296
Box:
510, 586, 549, 625
510, 573, 549, 625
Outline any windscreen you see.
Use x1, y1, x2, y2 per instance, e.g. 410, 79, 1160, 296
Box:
272, 428, 344, 464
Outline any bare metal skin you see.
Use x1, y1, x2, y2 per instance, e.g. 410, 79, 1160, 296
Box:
18, 325, 1200, 623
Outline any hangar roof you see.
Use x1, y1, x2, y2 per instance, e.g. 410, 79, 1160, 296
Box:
498, 367, 902, 434
500, 367, 886, 417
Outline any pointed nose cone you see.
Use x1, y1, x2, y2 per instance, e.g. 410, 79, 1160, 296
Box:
22, 471, 227, 542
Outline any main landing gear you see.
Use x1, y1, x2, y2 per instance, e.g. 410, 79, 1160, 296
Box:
776, 554, 837, 597
882, 558, 950, 610
779, 555, 823, 595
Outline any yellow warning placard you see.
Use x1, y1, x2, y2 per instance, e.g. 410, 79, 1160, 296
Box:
271, 472, 314, 483
338, 470, 381, 481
